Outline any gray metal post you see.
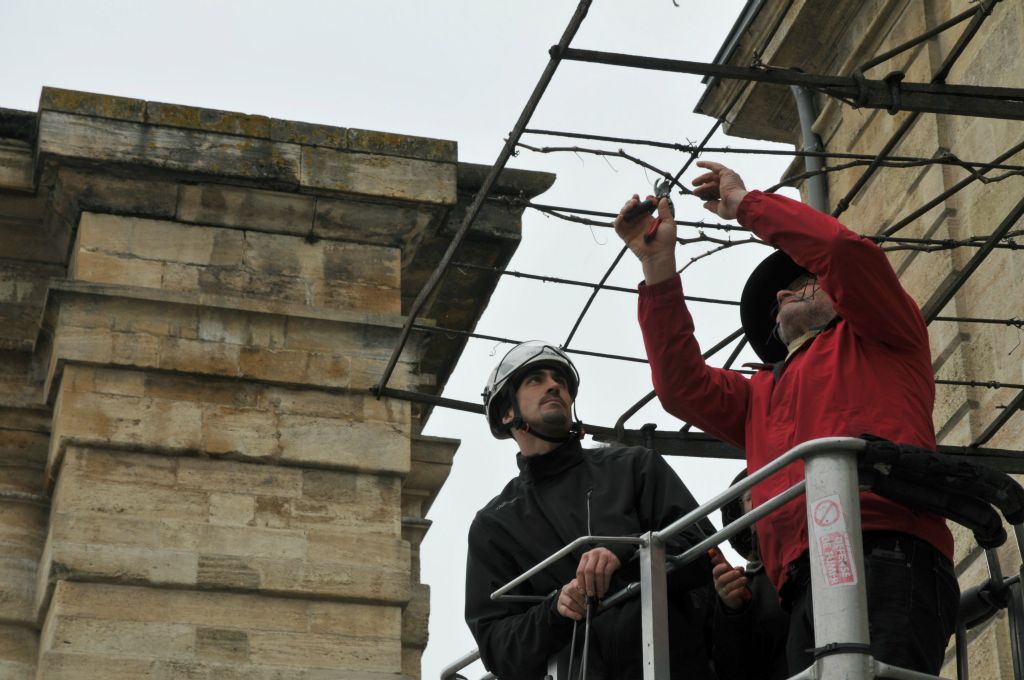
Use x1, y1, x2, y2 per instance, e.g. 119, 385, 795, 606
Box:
803, 447, 872, 679
790, 84, 830, 213
639, 531, 670, 679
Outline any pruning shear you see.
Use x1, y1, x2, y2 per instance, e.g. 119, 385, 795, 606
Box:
623, 177, 675, 244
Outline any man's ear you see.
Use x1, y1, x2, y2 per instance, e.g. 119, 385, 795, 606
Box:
501, 406, 514, 426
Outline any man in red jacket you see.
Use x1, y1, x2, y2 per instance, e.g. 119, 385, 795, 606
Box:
614, 161, 959, 675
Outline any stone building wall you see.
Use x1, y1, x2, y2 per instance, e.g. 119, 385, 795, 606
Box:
698, 1, 1023, 677
0, 88, 552, 678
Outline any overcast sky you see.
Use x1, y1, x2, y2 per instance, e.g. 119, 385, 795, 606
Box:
0, 2, 797, 677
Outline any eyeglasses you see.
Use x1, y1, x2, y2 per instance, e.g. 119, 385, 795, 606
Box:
782, 274, 816, 292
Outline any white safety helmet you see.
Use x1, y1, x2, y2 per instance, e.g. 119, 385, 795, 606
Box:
482, 341, 580, 439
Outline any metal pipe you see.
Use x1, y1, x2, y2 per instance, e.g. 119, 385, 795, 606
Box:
669, 481, 806, 568
639, 532, 670, 679
556, 48, 1024, 120
1014, 524, 1024, 566
833, 0, 1001, 217
790, 85, 830, 212
655, 436, 865, 543
614, 327, 744, 438
874, 661, 953, 680
803, 446, 871, 679
490, 535, 644, 600
519, 129, 1024, 172
922, 193, 1024, 321
373, 0, 594, 397
955, 623, 969, 680
440, 648, 481, 680
971, 388, 1024, 448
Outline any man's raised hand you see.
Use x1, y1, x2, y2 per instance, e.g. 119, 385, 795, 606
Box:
614, 194, 677, 285
691, 161, 749, 220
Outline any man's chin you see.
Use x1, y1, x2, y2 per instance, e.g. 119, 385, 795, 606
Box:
534, 414, 570, 437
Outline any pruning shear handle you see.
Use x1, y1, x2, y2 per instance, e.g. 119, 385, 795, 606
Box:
637, 179, 675, 244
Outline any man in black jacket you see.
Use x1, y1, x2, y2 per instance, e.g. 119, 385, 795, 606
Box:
464, 341, 714, 679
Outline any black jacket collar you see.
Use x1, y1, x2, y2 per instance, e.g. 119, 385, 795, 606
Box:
516, 439, 584, 481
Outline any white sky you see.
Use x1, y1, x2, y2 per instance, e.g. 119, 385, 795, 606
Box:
0, 2, 797, 677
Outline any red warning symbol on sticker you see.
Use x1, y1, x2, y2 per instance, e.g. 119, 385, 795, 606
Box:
813, 499, 840, 528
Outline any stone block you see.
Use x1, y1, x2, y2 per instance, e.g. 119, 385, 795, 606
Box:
146, 102, 271, 138
176, 183, 315, 236
38, 582, 403, 675
0, 623, 36, 679
206, 493, 254, 524
42, 446, 408, 602
38, 111, 301, 186
70, 212, 401, 315
49, 366, 412, 474
55, 166, 180, 221
301, 146, 457, 205
312, 194, 440, 253
276, 415, 409, 474
48, 293, 418, 398
40, 87, 146, 122
270, 118, 347, 149
347, 128, 457, 163
77, 212, 242, 267
0, 259, 61, 353
177, 456, 302, 498
0, 351, 48, 410
402, 583, 429, 648
0, 142, 32, 193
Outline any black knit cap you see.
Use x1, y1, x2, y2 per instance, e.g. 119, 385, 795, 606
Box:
739, 249, 810, 364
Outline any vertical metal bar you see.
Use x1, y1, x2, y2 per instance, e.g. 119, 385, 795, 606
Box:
548, 652, 562, 680
803, 448, 872, 680
955, 623, 969, 680
790, 85, 829, 213
1007, 577, 1024, 680
985, 548, 1005, 584
1015, 524, 1024, 568
639, 531, 670, 679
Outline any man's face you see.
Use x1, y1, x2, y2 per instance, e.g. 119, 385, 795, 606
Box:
503, 367, 573, 435
774, 275, 837, 344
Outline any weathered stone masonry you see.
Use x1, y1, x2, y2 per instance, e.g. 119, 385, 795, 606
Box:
0, 87, 553, 678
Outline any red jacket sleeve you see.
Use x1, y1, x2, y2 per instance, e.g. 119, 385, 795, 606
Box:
737, 191, 929, 353
638, 275, 749, 448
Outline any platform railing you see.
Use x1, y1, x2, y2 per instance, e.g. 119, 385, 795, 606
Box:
446, 436, 1024, 680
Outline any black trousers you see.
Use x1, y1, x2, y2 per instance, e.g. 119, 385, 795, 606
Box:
781, 531, 960, 675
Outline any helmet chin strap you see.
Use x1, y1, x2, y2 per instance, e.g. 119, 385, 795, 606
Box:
505, 384, 584, 444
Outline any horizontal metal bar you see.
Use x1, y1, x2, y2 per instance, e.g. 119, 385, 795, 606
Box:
491, 535, 644, 600
558, 47, 1024, 119
373, 388, 1024, 469
670, 481, 807, 567
654, 437, 865, 543
410, 324, 649, 363
520, 129, 1024, 172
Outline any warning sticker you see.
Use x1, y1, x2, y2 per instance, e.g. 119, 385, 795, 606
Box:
813, 499, 840, 528
810, 494, 858, 587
